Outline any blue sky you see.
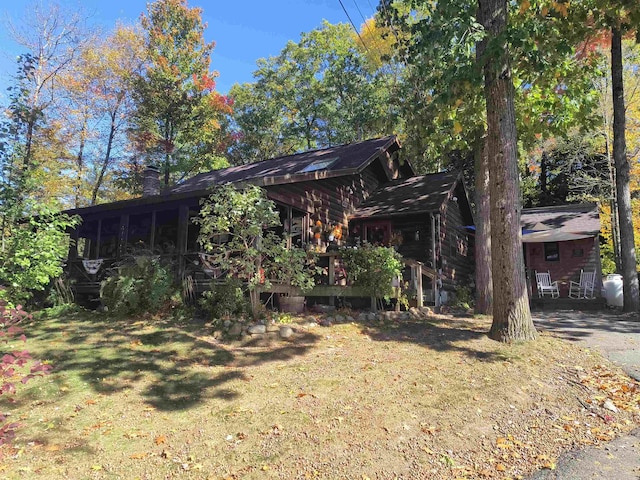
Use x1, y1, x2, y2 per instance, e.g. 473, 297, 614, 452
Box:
0, 0, 376, 94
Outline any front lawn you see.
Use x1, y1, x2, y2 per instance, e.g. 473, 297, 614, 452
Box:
1, 309, 638, 479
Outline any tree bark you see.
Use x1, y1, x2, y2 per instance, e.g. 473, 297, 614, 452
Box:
474, 128, 493, 315
478, 0, 536, 341
611, 26, 639, 312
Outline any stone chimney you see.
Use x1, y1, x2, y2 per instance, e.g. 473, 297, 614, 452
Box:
142, 165, 161, 197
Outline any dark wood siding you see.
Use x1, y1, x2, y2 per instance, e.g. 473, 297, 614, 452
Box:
266, 168, 383, 235
439, 188, 475, 292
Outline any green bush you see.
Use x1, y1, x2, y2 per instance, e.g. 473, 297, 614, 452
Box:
0, 209, 79, 304
100, 256, 175, 316
453, 285, 474, 310
199, 278, 249, 320
341, 244, 404, 301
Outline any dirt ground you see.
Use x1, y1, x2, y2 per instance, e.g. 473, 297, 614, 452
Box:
0, 310, 638, 479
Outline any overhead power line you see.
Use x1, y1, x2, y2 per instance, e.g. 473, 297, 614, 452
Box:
337, 0, 371, 54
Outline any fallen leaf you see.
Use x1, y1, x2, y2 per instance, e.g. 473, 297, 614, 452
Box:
155, 435, 167, 445
495, 463, 506, 472
130, 453, 147, 459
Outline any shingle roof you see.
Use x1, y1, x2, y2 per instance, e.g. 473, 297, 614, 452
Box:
350, 171, 460, 219
521, 203, 600, 235
171, 135, 401, 194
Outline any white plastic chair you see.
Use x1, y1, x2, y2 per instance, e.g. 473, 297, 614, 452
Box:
569, 270, 596, 299
535, 271, 560, 298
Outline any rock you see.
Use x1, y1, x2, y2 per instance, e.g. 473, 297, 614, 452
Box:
419, 306, 433, 316
358, 312, 367, 322
320, 318, 333, 327
346, 315, 355, 322
228, 323, 243, 337
408, 307, 422, 320
603, 399, 618, 413
247, 324, 267, 335
266, 324, 280, 333
279, 325, 294, 339
223, 319, 232, 328
400, 312, 410, 321
335, 314, 345, 323
367, 313, 377, 322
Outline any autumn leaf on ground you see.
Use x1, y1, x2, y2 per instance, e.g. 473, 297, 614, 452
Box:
130, 453, 147, 459
154, 435, 167, 445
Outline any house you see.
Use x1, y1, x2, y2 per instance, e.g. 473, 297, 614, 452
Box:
521, 203, 601, 298
63, 136, 475, 307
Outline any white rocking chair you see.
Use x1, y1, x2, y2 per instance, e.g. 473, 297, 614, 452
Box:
535, 271, 560, 298
569, 270, 596, 299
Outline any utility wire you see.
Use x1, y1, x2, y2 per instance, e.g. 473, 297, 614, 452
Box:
337, 0, 371, 54
352, 0, 378, 43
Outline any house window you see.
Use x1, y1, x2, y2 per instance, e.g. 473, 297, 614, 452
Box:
364, 221, 391, 245
299, 156, 339, 173
544, 242, 560, 261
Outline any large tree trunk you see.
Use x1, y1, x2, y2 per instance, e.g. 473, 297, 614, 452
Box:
474, 129, 492, 315
479, 0, 536, 341
611, 26, 639, 312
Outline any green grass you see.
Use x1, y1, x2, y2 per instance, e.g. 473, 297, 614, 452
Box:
0, 308, 637, 479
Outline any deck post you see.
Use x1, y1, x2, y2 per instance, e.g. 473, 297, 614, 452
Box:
431, 213, 439, 307
149, 211, 156, 251
328, 253, 335, 306
416, 263, 423, 307
96, 218, 102, 259
68, 227, 79, 260
117, 214, 129, 259
177, 205, 189, 278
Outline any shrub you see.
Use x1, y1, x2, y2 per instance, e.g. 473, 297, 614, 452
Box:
199, 278, 249, 320
100, 256, 175, 316
341, 244, 404, 302
269, 244, 319, 294
0, 209, 79, 304
453, 285, 474, 310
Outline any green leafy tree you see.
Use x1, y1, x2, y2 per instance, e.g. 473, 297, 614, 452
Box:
0, 54, 79, 304
479, 0, 536, 341
380, 0, 600, 317
194, 185, 282, 318
130, 0, 232, 188
0, 207, 78, 303
228, 21, 393, 162
59, 25, 145, 207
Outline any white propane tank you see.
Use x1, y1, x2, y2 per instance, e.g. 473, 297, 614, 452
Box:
603, 274, 624, 307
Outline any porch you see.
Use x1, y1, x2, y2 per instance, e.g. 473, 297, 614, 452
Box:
67, 250, 440, 311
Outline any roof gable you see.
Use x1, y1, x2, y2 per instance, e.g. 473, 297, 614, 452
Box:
350, 171, 461, 219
